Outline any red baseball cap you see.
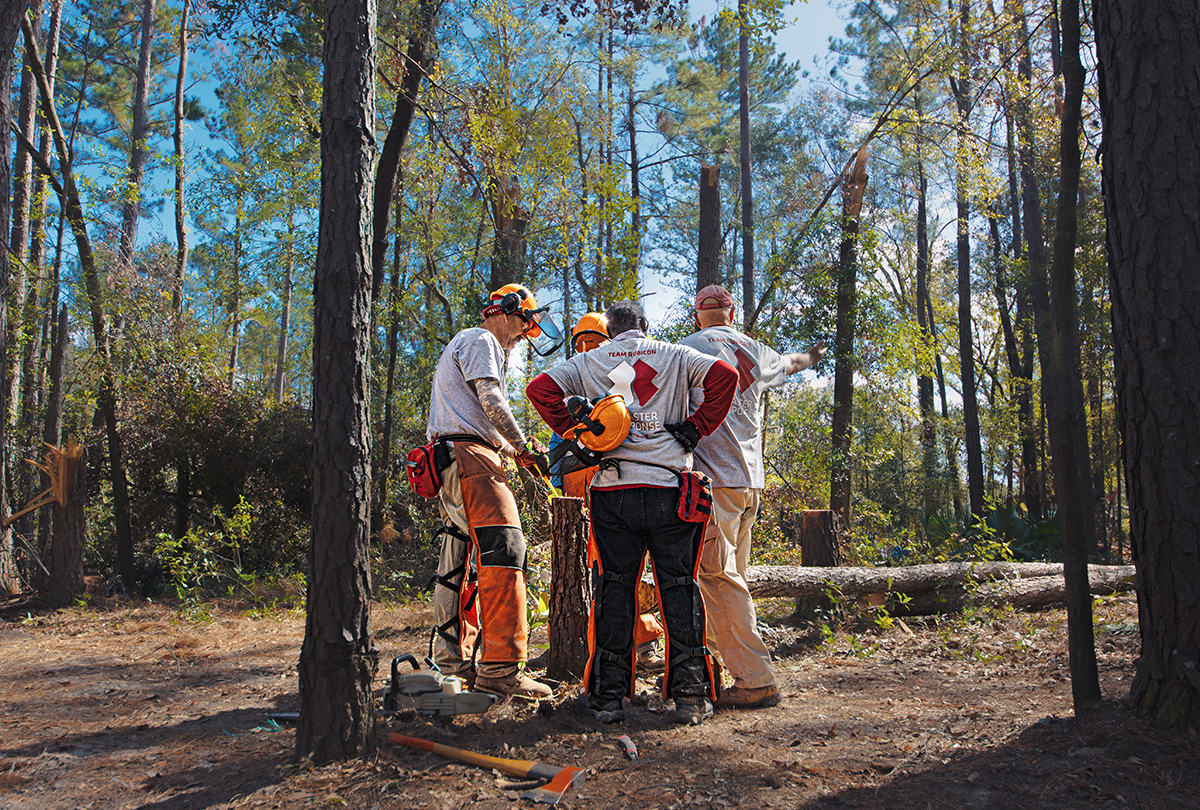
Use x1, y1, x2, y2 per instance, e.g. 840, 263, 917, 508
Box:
695, 284, 734, 311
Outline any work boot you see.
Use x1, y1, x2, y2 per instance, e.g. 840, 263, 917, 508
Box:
582, 695, 626, 724
715, 683, 781, 709
673, 697, 713, 726
636, 640, 665, 674
474, 671, 553, 699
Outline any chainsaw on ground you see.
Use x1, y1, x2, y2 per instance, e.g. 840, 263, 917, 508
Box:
382, 653, 497, 716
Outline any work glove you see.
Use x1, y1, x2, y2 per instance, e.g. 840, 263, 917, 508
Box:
516, 439, 551, 478
664, 419, 701, 453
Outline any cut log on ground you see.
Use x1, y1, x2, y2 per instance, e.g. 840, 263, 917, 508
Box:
888, 569, 1136, 616
746, 562, 1135, 615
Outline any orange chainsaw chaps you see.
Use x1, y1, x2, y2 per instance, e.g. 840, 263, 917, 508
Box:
455, 441, 530, 664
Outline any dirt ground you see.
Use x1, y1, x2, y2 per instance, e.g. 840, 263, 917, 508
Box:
2, 591, 1198, 810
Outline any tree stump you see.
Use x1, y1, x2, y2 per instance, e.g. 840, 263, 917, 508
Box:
46, 442, 87, 608
783, 509, 841, 624
548, 497, 589, 681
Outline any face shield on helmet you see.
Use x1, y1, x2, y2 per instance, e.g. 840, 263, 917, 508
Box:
487, 284, 565, 357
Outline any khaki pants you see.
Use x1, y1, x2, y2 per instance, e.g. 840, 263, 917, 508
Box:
699, 487, 775, 690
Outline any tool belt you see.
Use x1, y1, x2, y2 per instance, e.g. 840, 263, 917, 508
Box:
598, 458, 713, 524
406, 434, 496, 498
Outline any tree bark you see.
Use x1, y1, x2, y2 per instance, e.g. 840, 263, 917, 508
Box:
737, 0, 754, 331
914, 155, 936, 515
891, 570, 1135, 616
297, 0, 379, 764
1042, 0, 1100, 709
548, 497, 589, 680
0, 0, 27, 594
20, 12, 133, 592
274, 202, 295, 402
1095, 0, 1200, 730
370, 0, 440, 301
745, 561, 1134, 599
44, 442, 85, 609
953, 0, 984, 518
830, 147, 868, 528
172, 0, 190, 312
118, 0, 156, 275
698, 165, 721, 290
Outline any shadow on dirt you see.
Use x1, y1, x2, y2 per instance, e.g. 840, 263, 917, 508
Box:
801, 700, 1200, 810
2, 703, 296, 809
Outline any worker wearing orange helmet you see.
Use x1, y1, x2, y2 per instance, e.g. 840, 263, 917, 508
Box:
426, 283, 563, 699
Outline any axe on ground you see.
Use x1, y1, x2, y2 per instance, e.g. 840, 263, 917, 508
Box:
386, 732, 585, 804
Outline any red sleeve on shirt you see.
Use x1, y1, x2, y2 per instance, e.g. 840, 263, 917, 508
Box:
689, 359, 736, 436
526, 373, 575, 435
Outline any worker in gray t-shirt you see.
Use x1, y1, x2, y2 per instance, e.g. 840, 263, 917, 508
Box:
680, 284, 825, 710
527, 300, 738, 726
426, 283, 562, 700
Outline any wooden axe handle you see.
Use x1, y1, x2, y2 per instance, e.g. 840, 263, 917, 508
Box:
387, 733, 539, 779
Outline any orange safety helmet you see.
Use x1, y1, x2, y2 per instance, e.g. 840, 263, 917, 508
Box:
565, 394, 631, 453
484, 284, 564, 356
571, 312, 609, 354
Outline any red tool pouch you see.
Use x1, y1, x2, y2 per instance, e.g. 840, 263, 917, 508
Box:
406, 443, 442, 498
677, 470, 713, 523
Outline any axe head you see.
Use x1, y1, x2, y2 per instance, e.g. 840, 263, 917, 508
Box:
521, 765, 585, 804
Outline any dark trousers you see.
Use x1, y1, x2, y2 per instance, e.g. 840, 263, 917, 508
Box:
588, 486, 710, 704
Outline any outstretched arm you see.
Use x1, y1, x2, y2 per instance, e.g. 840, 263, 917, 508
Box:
784, 339, 827, 375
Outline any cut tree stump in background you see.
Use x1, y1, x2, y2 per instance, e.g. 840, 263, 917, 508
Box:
548, 497, 589, 680
783, 509, 840, 623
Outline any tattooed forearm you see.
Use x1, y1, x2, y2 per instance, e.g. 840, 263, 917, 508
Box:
472, 378, 525, 450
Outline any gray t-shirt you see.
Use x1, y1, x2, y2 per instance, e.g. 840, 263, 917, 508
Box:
680, 325, 787, 489
545, 330, 718, 489
427, 327, 512, 452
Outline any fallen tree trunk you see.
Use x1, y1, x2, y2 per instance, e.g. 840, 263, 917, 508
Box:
888, 569, 1136, 616
746, 562, 1135, 601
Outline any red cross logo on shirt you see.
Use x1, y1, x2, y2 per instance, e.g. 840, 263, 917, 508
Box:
733, 347, 757, 393
632, 359, 660, 403
608, 359, 660, 406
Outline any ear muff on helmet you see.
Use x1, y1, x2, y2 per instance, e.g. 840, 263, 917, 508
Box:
565, 394, 631, 453
484, 284, 565, 357
497, 291, 524, 316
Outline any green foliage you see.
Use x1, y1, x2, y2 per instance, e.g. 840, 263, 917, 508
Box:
155, 498, 305, 622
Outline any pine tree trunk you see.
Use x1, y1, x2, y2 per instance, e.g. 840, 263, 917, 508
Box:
954, 0, 984, 519
1095, 0, 1200, 730
118, 0, 156, 273
1016, 1, 1050, 524
1046, 0, 1100, 709
698, 165, 721, 290
738, 0, 754, 331
830, 148, 868, 528
173, 0, 190, 311
0, 0, 26, 595
370, 0, 439, 300
297, 0, 379, 764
